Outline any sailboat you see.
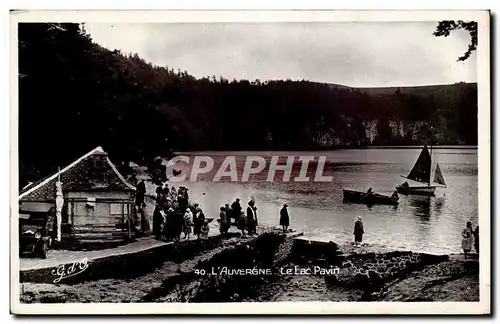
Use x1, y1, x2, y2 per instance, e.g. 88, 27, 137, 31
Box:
396, 143, 447, 196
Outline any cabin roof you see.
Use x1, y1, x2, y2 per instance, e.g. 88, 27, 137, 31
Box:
19, 146, 136, 202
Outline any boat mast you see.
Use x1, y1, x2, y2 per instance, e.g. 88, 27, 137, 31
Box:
428, 140, 432, 187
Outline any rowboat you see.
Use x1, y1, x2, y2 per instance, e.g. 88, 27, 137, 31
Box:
396, 143, 447, 196
343, 189, 399, 206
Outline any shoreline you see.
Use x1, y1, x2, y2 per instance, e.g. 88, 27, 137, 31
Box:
174, 145, 478, 154
19, 230, 479, 303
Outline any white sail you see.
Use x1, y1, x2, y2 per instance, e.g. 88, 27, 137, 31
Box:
433, 163, 446, 187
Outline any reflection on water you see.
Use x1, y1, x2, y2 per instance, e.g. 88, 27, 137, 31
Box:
409, 196, 431, 219
434, 197, 446, 216
165, 148, 477, 254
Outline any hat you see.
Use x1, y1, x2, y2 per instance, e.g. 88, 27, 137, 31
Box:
357, 216, 363, 221
284, 203, 288, 207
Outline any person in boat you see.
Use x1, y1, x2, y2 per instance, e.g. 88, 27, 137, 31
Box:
280, 204, 290, 232
461, 221, 474, 259
353, 216, 364, 246
183, 208, 193, 240
231, 198, 242, 221
474, 225, 479, 253
401, 181, 409, 188
391, 190, 399, 201
366, 187, 373, 194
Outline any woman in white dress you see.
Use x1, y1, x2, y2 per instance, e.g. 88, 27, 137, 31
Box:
461, 221, 474, 259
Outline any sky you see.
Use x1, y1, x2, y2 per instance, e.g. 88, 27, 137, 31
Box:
85, 22, 477, 88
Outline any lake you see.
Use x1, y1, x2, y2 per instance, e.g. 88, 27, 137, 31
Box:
155, 147, 478, 255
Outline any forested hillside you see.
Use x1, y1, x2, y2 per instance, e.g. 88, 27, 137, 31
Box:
18, 23, 478, 186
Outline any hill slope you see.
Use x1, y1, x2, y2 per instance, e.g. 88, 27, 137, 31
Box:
18, 23, 478, 185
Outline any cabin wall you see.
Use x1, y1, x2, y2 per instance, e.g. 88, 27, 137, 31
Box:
64, 190, 135, 244
67, 191, 131, 225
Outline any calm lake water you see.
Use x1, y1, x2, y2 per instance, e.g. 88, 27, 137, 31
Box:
155, 147, 478, 254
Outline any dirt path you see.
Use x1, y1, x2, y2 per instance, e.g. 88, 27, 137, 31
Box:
20, 222, 234, 271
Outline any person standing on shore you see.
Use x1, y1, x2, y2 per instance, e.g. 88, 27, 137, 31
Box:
474, 225, 479, 254
462, 221, 474, 259
252, 200, 258, 227
191, 203, 199, 229
353, 216, 364, 246
195, 208, 206, 239
200, 219, 210, 240
182, 208, 193, 240
178, 187, 189, 213
140, 202, 149, 234
231, 198, 242, 222
238, 211, 247, 238
219, 206, 229, 234
246, 201, 257, 235
162, 183, 170, 197
279, 204, 290, 232
136, 179, 146, 208
225, 203, 233, 225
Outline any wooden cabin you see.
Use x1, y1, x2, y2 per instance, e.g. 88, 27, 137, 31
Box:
19, 146, 137, 247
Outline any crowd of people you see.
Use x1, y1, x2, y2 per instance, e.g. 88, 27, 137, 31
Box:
215, 198, 258, 238
132, 176, 294, 242
132, 179, 198, 241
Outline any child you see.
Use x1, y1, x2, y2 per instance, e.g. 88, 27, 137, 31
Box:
200, 219, 210, 240
238, 211, 248, 238
182, 209, 193, 240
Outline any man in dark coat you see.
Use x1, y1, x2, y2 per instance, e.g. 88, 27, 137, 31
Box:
231, 198, 242, 221
246, 201, 256, 235
354, 216, 364, 246
178, 187, 189, 213
279, 204, 290, 232
195, 209, 206, 239
136, 179, 146, 207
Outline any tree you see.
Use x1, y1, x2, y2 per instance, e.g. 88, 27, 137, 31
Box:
433, 20, 478, 61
